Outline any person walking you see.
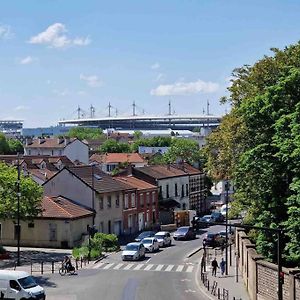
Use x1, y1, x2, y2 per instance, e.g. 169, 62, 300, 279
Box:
220, 258, 226, 276
211, 257, 218, 277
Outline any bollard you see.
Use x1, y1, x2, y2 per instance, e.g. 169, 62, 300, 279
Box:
76, 259, 78, 270
80, 257, 83, 268
218, 288, 220, 299
41, 261, 44, 275
52, 261, 54, 274
207, 280, 210, 291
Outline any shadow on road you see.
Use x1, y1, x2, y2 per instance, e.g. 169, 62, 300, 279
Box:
35, 276, 57, 288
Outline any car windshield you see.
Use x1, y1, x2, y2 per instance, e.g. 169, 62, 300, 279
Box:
177, 227, 188, 233
142, 238, 153, 244
138, 232, 154, 239
18, 276, 37, 289
154, 234, 164, 238
125, 244, 139, 251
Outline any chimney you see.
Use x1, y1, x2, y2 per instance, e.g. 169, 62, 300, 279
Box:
38, 137, 45, 144
64, 136, 70, 146
57, 137, 64, 144
25, 138, 32, 146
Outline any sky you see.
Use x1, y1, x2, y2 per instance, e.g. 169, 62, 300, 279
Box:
1, 0, 300, 127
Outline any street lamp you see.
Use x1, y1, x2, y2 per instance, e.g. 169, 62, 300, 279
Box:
16, 153, 21, 266
225, 178, 229, 275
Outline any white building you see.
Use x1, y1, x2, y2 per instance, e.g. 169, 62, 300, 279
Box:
24, 137, 89, 164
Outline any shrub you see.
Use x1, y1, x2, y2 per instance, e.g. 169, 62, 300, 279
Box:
92, 233, 119, 252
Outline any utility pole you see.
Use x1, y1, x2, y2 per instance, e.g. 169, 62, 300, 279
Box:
132, 101, 136, 116
225, 178, 229, 275
17, 153, 21, 266
168, 100, 172, 115
90, 104, 95, 118
108, 102, 112, 117
77, 106, 81, 119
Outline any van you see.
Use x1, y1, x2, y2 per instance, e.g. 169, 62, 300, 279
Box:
0, 270, 45, 299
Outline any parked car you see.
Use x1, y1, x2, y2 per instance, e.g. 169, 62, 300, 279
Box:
135, 231, 155, 242
211, 212, 225, 222
204, 233, 226, 247
141, 237, 159, 252
200, 215, 213, 225
192, 216, 208, 229
154, 231, 172, 247
122, 242, 146, 261
219, 229, 235, 243
173, 226, 196, 240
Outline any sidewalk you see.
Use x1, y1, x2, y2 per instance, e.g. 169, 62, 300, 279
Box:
198, 246, 249, 300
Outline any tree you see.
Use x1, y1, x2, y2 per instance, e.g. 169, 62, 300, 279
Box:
67, 127, 104, 140
130, 136, 172, 152
0, 133, 9, 154
204, 42, 300, 266
133, 131, 143, 140
0, 162, 43, 220
99, 139, 131, 153
7, 139, 24, 154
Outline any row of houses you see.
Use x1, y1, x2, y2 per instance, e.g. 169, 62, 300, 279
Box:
0, 137, 207, 249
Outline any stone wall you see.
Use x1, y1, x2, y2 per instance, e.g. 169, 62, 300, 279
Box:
236, 230, 300, 300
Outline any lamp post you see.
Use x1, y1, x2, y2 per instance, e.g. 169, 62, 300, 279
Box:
225, 178, 229, 275
17, 153, 21, 266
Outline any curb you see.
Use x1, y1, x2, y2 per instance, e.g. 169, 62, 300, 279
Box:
93, 254, 108, 264
186, 246, 203, 258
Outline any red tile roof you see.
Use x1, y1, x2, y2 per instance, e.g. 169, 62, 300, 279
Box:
90, 153, 145, 164
41, 196, 94, 219
115, 175, 158, 191
133, 165, 188, 179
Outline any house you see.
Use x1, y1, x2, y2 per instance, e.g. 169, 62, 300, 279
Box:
115, 175, 159, 232
90, 153, 146, 174
138, 146, 169, 155
24, 137, 89, 164
0, 155, 75, 184
43, 165, 135, 236
0, 195, 94, 248
132, 165, 190, 224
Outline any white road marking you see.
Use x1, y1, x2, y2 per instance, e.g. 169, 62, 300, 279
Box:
144, 264, 154, 271
103, 263, 114, 270
155, 264, 164, 271
176, 265, 184, 272
181, 279, 191, 282
133, 264, 144, 270
185, 289, 196, 293
124, 263, 134, 270
92, 262, 104, 269
186, 266, 194, 273
165, 265, 174, 272
145, 258, 151, 263
113, 263, 124, 270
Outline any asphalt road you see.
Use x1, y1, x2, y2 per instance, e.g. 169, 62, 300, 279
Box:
38, 225, 224, 300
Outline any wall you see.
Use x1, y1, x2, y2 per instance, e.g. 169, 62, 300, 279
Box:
64, 139, 89, 164
236, 230, 300, 300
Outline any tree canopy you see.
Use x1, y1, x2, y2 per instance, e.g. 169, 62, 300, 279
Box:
99, 139, 131, 153
66, 127, 104, 140
0, 162, 43, 220
204, 42, 300, 267
0, 134, 24, 155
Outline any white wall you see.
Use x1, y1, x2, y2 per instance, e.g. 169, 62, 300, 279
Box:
64, 140, 89, 164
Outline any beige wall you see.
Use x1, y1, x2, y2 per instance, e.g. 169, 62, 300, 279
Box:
0, 217, 92, 248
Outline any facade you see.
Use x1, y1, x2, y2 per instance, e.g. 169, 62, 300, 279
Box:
24, 137, 89, 164
90, 153, 146, 174
43, 165, 133, 236
138, 146, 169, 155
0, 195, 94, 248
115, 175, 159, 232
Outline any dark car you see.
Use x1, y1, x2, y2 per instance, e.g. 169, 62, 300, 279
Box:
204, 233, 226, 247
173, 226, 196, 240
192, 216, 208, 229
211, 212, 225, 222
135, 231, 155, 242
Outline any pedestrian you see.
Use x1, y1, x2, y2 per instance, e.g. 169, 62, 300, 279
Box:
201, 255, 206, 273
211, 257, 218, 277
220, 258, 226, 276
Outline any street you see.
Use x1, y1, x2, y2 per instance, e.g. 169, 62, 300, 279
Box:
37, 225, 224, 300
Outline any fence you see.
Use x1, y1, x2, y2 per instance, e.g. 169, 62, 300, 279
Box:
201, 272, 230, 300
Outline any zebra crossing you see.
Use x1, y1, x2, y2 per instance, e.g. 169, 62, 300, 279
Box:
92, 262, 195, 273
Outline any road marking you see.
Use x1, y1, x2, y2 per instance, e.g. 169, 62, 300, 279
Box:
186, 266, 194, 273
133, 264, 144, 270
165, 265, 174, 272
176, 265, 184, 272
155, 264, 164, 271
92, 262, 104, 269
113, 263, 124, 270
103, 263, 114, 270
144, 264, 154, 271
145, 258, 151, 263
185, 289, 196, 293
181, 279, 191, 282
124, 263, 134, 270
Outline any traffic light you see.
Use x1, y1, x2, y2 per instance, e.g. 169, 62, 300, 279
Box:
279, 272, 284, 285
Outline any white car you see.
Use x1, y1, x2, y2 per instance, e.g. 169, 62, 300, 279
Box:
122, 242, 145, 261
141, 237, 159, 252
154, 231, 172, 247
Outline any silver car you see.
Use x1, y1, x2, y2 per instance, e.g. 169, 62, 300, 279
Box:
141, 237, 159, 252
154, 231, 172, 247
121, 242, 145, 261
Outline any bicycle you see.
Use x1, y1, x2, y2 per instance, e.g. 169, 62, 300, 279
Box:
59, 263, 76, 276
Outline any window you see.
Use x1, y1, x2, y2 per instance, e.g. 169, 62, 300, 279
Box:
107, 196, 112, 208
186, 184, 189, 196
51, 150, 54, 156
28, 222, 34, 228
28, 150, 31, 155
106, 165, 110, 172
131, 193, 136, 208
181, 185, 184, 198
99, 197, 103, 210
99, 222, 104, 233
152, 192, 156, 204
175, 183, 178, 196
124, 194, 128, 209
14, 224, 21, 240
140, 193, 144, 207
166, 184, 169, 198
49, 223, 57, 241
146, 193, 150, 205
108, 220, 111, 234
116, 194, 120, 208
10, 280, 21, 291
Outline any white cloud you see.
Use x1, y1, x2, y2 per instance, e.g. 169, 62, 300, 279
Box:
14, 105, 29, 111
151, 79, 219, 96
0, 24, 13, 40
151, 62, 160, 70
80, 74, 102, 87
28, 23, 91, 49
19, 56, 36, 65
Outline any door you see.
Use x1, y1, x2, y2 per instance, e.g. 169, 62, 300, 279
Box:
114, 221, 121, 236
138, 213, 144, 231
49, 223, 57, 241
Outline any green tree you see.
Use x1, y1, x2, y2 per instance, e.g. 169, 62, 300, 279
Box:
67, 127, 104, 140
133, 131, 143, 140
130, 136, 172, 152
0, 133, 9, 154
7, 139, 24, 154
0, 162, 43, 220
99, 139, 131, 153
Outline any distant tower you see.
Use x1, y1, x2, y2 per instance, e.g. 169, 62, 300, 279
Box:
132, 101, 136, 116
108, 102, 112, 117
168, 100, 172, 115
207, 99, 210, 115
115, 108, 118, 117
77, 106, 81, 119
202, 107, 205, 115
90, 104, 95, 118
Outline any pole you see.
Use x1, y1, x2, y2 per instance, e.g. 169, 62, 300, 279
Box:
277, 230, 283, 300
225, 179, 229, 275
17, 153, 21, 266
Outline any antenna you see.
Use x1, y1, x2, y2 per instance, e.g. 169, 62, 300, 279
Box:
207, 99, 210, 115
90, 104, 95, 118
168, 100, 172, 115
77, 106, 81, 119
203, 107, 205, 115
108, 102, 112, 117
115, 108, 118, 117
132, 101, 136, 116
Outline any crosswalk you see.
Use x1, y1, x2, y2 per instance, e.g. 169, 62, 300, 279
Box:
92, 262, 195, 273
